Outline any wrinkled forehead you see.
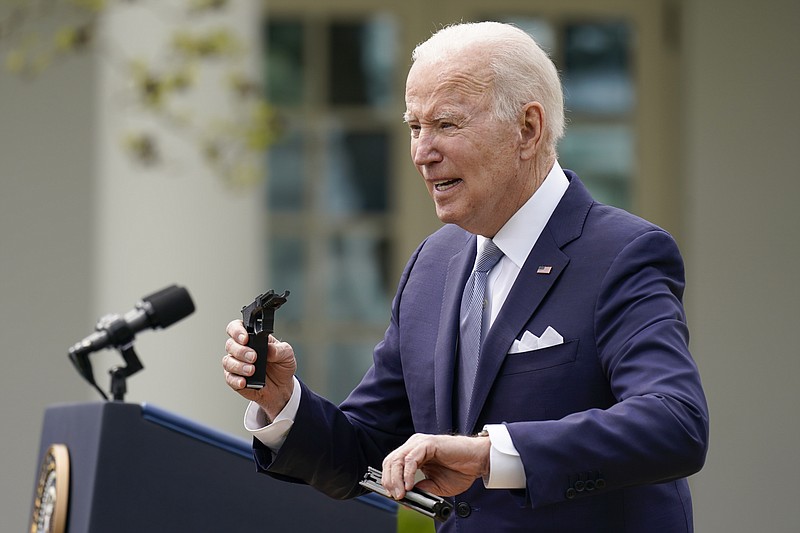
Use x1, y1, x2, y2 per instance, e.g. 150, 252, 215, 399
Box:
405, 54, 494, 112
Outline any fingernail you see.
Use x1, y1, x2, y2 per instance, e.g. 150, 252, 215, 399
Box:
243, 364, 254, 374
247, 351, 256, 363
238, 334, 246, 343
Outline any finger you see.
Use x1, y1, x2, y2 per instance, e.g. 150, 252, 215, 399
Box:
226, 319, 248, 344
221, 354, 255, 377
403, 453, 420, 491
225, 338, 257, 363
223, 369, 247, 390
381, 453, 401, 499
265, 338, 297, 368
384, 445, 415, 499
267, 335, 289, 357
266, 337, 281, 362
400, 435, 433, 490
387, 463, 406, 500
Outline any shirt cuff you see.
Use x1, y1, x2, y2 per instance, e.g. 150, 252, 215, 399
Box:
243, 376, 301, 454
482, 424, 526, 489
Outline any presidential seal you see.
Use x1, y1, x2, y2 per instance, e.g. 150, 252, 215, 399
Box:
30, 444, 69, 533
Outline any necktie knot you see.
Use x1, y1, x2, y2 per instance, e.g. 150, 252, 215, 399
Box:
474, 239, 504, 273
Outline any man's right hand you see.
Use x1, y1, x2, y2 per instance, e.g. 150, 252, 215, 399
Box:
222, 319, 297, 421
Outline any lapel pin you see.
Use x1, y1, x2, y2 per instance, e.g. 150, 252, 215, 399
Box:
536, 265, 553, 275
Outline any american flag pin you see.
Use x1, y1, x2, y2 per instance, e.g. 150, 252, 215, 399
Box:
536, 265, 553, 275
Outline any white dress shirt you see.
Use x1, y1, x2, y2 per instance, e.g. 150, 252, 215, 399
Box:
245, 162, 570, 489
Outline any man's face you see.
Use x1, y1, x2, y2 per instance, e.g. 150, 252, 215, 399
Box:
404, 55, 535, 237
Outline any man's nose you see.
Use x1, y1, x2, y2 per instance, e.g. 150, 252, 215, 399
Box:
412, 132, 442, 166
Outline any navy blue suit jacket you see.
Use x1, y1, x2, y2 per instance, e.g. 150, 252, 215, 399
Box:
256, 172, 709, 532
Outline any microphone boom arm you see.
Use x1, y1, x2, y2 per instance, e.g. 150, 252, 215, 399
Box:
109, 344, 144, 402
69, 313, 145, 402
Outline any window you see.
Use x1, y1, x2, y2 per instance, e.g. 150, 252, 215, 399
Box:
264, 15, 398, 402
498, 16, 636, 209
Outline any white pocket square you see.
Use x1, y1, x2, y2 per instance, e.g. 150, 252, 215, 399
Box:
509, 326, 564, 353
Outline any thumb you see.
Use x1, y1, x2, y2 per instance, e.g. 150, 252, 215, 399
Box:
412, 478, 441, 495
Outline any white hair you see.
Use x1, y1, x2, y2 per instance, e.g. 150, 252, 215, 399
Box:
412, 22, 565, 151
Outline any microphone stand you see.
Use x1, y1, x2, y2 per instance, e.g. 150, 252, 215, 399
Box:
108, 344, 144, 402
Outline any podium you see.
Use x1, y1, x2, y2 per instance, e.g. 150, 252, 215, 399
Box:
31, 402, 397, 532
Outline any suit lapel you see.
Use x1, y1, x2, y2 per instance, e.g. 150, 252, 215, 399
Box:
433, 235, 476, 434
464, 230, 569, 433
463, 171, 593, 433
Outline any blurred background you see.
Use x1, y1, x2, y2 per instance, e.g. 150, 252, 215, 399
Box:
1, 0, 798, 531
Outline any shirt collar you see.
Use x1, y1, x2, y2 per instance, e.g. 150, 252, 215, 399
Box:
477, 161, 570, 269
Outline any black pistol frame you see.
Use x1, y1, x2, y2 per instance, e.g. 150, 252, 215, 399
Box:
241, 290, 289, 389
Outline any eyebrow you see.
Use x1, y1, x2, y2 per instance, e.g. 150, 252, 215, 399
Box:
403, 109, 464, 124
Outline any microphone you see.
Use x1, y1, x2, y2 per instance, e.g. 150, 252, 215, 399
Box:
68, 284, 195, 359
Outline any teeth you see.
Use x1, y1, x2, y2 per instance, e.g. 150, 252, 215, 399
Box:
434, 179, 460, 191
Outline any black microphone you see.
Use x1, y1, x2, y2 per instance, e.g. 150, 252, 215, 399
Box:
68, 284, 195, 359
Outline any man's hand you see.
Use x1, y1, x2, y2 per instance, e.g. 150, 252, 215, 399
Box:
381, 433, 492, 500
222, 319, 297, 420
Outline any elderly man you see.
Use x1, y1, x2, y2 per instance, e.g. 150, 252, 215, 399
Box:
223, 21, 709, 532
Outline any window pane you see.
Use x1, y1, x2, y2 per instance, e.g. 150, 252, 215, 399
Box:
563, 21, 634, 115
267, 127, 306, 210
496, 16, 556, 54
560, 124, 633, 209
265, 20, 304, 106
324, 129, 389, 214
267, 236, 306, 322
328, 16, 397, 107
325, 230, 390, 323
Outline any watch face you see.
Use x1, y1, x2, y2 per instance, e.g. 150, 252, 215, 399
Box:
30, 444, 69, 533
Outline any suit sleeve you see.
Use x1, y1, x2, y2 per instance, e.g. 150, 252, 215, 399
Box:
506, 229, 709, 509
252, 242, 424, 499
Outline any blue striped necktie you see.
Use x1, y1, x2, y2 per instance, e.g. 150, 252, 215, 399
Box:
457, 239, 504, 433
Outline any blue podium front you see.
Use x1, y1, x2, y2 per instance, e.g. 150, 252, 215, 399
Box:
32, 402, 397, 533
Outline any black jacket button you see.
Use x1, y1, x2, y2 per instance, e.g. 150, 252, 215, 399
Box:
595, 478, 606, 489
455, 502, 472, 518
574, 480, 585, 492
565, 487, 577, 500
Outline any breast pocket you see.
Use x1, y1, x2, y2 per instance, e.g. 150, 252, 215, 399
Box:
500, 339, 579, 375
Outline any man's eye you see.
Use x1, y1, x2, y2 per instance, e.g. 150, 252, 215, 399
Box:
440, 122, 455, 130
409, 124, 421, 136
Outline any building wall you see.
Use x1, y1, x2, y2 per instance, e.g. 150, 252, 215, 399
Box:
0, 36, 96, 530
683, 0, 800, 531
1, 0, 799, 531
0, 2, 264, 531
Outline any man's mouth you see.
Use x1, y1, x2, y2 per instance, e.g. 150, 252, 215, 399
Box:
434, 179, 462, 192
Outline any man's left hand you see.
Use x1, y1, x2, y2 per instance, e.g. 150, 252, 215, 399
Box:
381, 433, 492, 499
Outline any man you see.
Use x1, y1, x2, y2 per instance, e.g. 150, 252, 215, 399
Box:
222, 21, 709, 532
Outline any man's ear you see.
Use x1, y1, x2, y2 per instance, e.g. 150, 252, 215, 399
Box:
519, 102, 545, 160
